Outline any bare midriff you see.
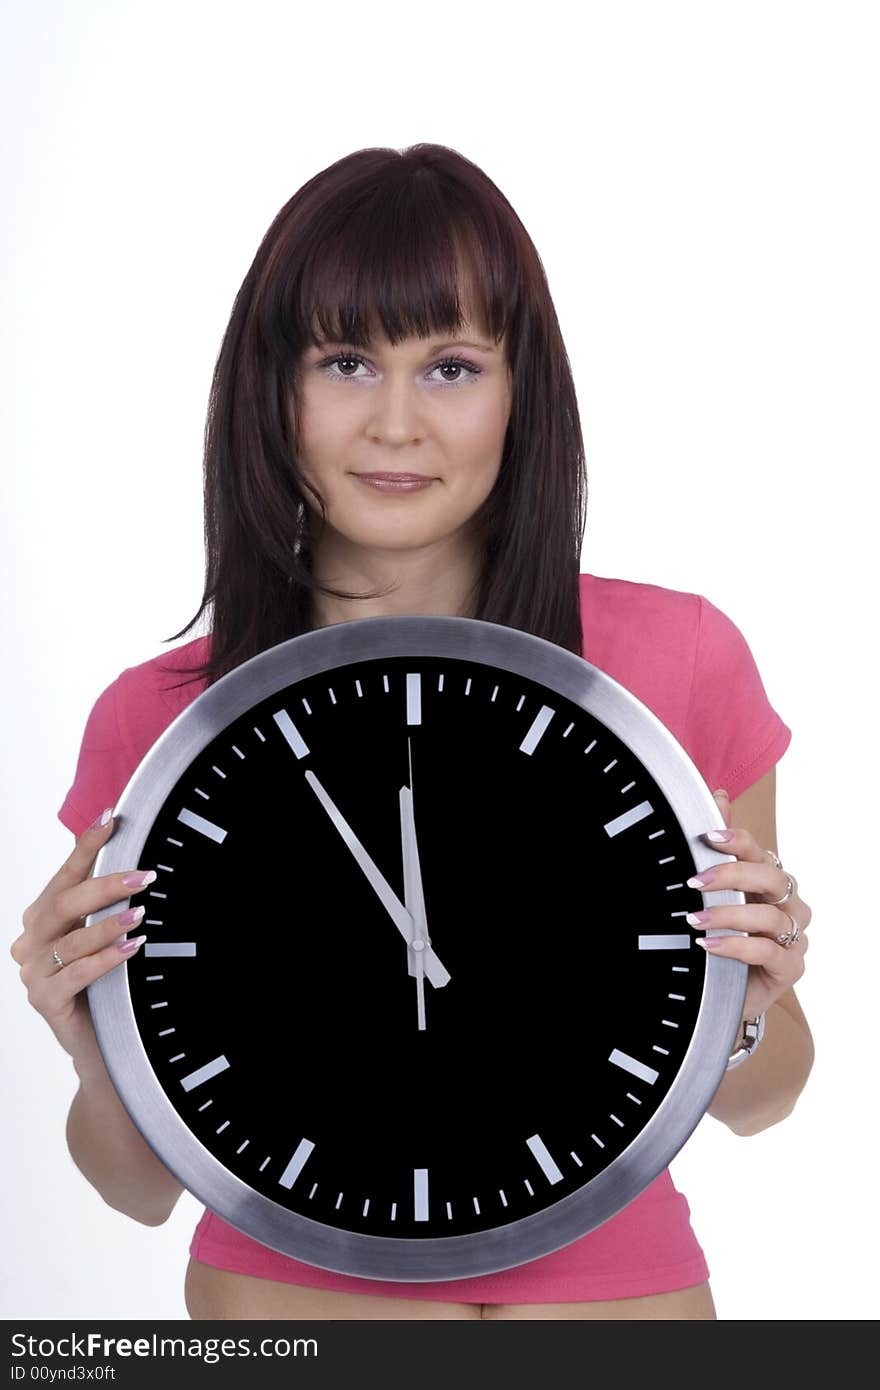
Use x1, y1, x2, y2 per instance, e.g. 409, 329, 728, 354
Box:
184, 1256, 717, 1321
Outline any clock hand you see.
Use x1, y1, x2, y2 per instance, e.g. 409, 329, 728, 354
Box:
304, 769, 451, 989
400, 785, 429, 1030
399, 784, 433, 979
414, 931, 426, 1031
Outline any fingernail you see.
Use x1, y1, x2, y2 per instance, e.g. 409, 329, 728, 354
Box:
686, 910, 712, 925
706, 829, 734, 843
713, 788, 730, 799
118, 935, 146, 956
687, 868, 718, 888
697, 935, 725, 949
89, 808, 113, 831
122, 869, 157, 889
117, 905, 146, 929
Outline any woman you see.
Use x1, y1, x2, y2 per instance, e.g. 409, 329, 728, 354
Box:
14, 143, 814, 1320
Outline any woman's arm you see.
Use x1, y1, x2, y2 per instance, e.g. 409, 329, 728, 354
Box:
66, 1031, 184, 1226
704, 771, 815, 1136
706, 985, 814, 1135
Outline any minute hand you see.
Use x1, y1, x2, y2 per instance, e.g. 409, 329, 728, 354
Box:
304, 769, 451, 988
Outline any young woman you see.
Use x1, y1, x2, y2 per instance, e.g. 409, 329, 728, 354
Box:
14, 143, 814, 1321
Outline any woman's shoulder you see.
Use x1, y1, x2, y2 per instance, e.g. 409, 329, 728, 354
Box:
578, 570, 701, 651
579, 569, 699, 616
577, 571, 705, 735
109, 634, 212, 748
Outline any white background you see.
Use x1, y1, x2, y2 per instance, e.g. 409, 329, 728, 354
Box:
3, 0, 877, 1322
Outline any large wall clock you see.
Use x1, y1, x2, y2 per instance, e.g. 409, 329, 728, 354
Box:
87, 614, 746, 1282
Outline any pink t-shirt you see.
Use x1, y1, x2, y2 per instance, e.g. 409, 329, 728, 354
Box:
57, 573, 792, 1304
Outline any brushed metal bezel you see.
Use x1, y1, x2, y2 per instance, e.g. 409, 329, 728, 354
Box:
87, 614, 744, 1282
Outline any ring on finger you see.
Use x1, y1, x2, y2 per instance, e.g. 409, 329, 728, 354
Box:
52, 946, 64, 969
767, 873, 795, 906
762, 849, 798, 903
775, 912, 800, 948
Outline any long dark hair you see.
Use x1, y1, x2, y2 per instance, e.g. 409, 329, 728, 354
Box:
159, 142, 588, 692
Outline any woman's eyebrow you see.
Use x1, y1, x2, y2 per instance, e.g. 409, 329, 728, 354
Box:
311, 336, 498, 355
429, 340, 498, 354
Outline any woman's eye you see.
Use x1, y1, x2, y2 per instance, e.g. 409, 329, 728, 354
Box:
317, 353, 481, 386
320, 353, 368, 381
429, 359, 481, 384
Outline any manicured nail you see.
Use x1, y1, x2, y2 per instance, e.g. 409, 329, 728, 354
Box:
706, 829, 734, 843
686, 909, 712, 925
118, 935, 146, 956
696, 935, 725, 949
89, 808, 113, 831
117, 905, 146, 929
687, 868, 717, 888
122, 869, 157, 889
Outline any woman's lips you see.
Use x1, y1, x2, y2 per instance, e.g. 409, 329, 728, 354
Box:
355, 474, 435, 492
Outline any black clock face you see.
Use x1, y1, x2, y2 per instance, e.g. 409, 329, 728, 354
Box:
91, 618, 744, 1278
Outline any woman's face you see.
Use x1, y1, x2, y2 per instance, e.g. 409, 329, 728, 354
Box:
292, 317, 513, 559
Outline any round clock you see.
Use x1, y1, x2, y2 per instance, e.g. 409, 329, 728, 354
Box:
87, 614, 746, 1282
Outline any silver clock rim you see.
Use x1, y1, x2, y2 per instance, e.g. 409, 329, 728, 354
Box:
87, 613, 745, 1282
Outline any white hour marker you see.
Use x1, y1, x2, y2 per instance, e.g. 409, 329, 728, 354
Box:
273, 708, 310, 759
180, 1055, 230, 1092
414, 1168, 429, 1221
144, 942, 196, 957
520, 705, 555, 755
406, 672, 422, 725
279, 1137, 315, 1190
177, 808, 227, 843
609, 1048, 659, 1085
526, 1133, 564, 1184
604, 800, 654, 837
639, 934, 692, 950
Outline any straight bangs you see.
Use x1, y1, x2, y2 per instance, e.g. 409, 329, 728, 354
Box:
288, 186, 520, 360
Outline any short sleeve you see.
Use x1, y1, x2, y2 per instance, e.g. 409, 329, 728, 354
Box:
684, 594, 792, 801
57, 675, 135, 838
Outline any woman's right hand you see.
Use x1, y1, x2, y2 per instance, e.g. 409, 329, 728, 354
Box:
11, 811, 154, 1065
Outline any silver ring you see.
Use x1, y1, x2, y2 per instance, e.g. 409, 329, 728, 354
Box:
775, 914, 800, 948
52, 947, 64, 969
768, 874, 795, 906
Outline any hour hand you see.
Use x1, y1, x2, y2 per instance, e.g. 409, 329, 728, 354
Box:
400, 785, 434, 982
304, 769, 451, 988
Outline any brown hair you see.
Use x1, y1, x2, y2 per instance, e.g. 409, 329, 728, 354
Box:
160, 142, 588, 691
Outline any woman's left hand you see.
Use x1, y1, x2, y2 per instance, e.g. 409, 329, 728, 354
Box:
684, 788, 812, 1019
